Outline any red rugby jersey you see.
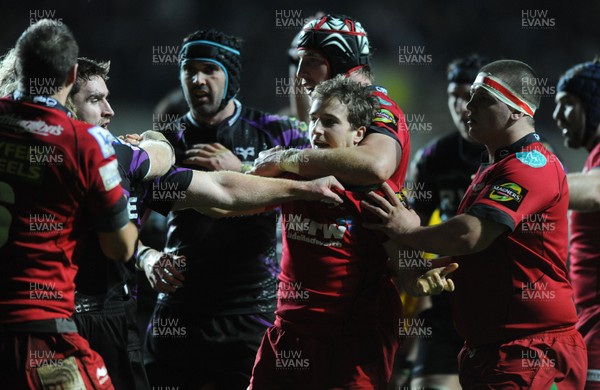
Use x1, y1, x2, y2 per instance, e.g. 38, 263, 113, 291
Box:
451, 133, 577, 347
276, 89, 410, 332
0, 96, 126, 323
569, 142, 600, 308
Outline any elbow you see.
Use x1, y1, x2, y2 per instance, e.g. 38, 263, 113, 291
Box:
443, 234, 486, 256
367, 159, 396, 184
99, 223, 138, 262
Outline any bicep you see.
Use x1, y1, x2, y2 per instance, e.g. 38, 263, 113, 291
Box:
358, 132, 402, 176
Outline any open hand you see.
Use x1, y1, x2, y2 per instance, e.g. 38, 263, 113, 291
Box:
183, 143, 242, 171
413, 263, 459, 296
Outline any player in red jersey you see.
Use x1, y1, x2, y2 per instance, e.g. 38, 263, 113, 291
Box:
554, 60, 600, 389
363, 59, 587, 389
0, 19, 138, 389
251, 13, 409, 189
247, 76, 403, 389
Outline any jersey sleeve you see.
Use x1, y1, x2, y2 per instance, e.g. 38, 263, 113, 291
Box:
365, 85, 407, 147
147, 166, 194, 216
82, 126, 129, 232
113, 139, 152, 182
466, 154, 565, 231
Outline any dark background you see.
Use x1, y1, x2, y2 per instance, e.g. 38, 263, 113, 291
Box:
2, 0, 598, 171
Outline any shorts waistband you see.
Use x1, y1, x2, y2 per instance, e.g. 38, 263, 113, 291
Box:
0, 318, 78, 333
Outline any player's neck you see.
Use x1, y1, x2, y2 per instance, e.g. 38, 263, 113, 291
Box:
486, 126, 535, 163
51, 86, 71, 106
192, 99, 236, 127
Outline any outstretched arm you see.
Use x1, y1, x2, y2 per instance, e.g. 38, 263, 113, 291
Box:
250, 133, 401, 185
170, 171, 344, 213
567, 170, 600, 211
363, 182, 507, 256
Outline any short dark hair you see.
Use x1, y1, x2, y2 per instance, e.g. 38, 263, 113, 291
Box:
447, 54, 491, 84
480, 59, 541, 113
15, 19, 78, 94
312, 75, 378, 130
70, 57, 110, 97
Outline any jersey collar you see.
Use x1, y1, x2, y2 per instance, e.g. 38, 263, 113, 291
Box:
12, 90, 72, 116
494, 132, 541, 162
186, 98, 242, 129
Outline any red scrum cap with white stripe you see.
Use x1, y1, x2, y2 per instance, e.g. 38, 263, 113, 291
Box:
296, 14, 371, 77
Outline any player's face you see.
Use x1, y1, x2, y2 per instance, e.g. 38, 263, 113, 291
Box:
447, 82, 475, 142
72, 76, 114, 129
466, 86, 513, 144
180, 60, 226, 118
553, 91, 586, 149
297, 49, 330, 95
308, 97, 364, 149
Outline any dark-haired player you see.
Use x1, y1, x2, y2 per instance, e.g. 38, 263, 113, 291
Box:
69, 57, 176, 390
143, 29, 312, 389
554, 60, 600, 390
363, 59, 587, 389
0, 19, 137, 389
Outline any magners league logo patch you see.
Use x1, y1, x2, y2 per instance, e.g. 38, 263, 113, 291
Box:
486, 182, 528, 211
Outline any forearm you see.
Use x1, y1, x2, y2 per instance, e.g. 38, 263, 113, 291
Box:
212, 172, 315, 209
568, 172, 600, 211
295, 144, 398, 185
389, 215, 496, 256
177, 171, 318, 212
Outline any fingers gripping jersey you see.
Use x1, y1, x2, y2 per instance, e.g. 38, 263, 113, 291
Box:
0, 97, 126, 323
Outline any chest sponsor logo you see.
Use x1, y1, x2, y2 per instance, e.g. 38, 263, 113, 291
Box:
516, 149, 547, 168
485, 182, 528, 211
285, 213, 352, 247
0, 114, 63, 136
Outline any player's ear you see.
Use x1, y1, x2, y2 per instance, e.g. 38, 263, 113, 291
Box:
65, 63, 77, 88
510, 109, 526, 121
353, 125, 366, 145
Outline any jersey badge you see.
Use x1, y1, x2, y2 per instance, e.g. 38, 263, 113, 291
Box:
516, 150, 547, 168
485, 181, 528, 211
